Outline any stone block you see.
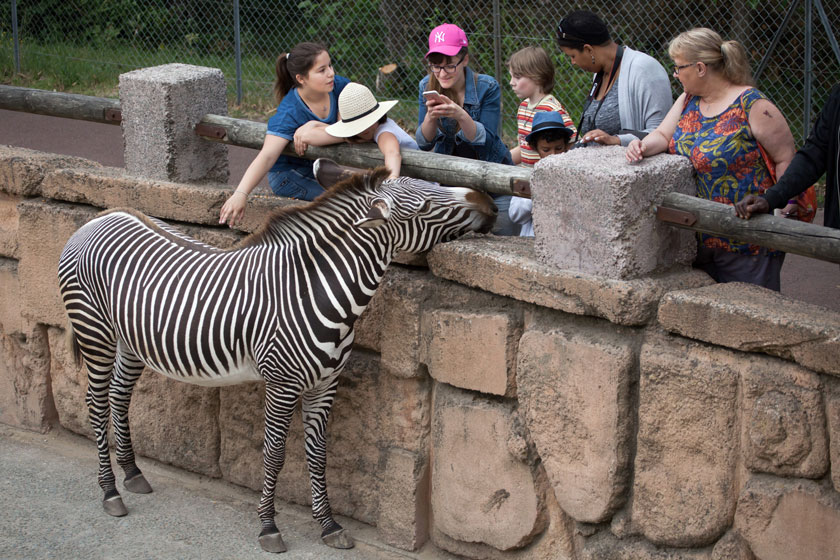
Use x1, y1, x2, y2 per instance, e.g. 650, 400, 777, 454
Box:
633, 335, 739, 547
0, 258, 23, 335
658, 282, 840, 376
39, 167, 256, 229
47, 326, 93, 437
428, 236, 713, 327
17, 200, 98, 327
421, 308, 520, 397
516, 311, 636, 523
378, 267, 434, 378
431, 383, 544, 552
130, 373, 221, 478
0, 145, 101, 197
0, 194, 19, 258
711, 530, 756, 560
827, 377, 840, 493
530, 146, 696, 279
376, 448, 430, 551
119, 63, 229, 183
735, 475, 840, 560
580, 531, 713, 560
0, 324, 55, 432
741, 353, 827, 478
219, 350, 432, 535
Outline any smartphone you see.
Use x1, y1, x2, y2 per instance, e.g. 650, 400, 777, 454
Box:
423, 90, 443, 104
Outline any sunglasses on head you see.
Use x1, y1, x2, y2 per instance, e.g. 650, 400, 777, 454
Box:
556, 21, 586, 43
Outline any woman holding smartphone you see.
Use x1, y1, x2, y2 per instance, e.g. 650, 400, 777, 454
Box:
417, 23, 517, 235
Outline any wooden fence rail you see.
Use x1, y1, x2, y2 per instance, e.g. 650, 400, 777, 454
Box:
0, 85, 530, 196
3, 84, 839, 264
657, 192, 840, 264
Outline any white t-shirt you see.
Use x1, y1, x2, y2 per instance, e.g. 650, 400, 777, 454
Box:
508, 197, 534, 237
375, 118, 419, 150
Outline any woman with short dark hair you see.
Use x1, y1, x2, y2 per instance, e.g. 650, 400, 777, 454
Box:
556, 10, 672, 147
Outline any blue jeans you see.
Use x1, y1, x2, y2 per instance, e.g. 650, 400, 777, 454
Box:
268, 165, 325, 201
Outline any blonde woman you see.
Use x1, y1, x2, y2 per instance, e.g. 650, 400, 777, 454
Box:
626, 28, 795, 290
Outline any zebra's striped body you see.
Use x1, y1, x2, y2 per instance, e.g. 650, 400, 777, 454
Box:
57, 166, 496, 552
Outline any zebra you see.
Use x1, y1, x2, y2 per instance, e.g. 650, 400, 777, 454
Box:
57, 162, 497, 553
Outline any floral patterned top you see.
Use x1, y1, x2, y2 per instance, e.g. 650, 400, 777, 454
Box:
669, 88, 774, 255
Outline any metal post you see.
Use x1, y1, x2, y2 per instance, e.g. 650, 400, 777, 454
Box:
492, 0, 502, 135
804, 0, 813, 138
754, 0, 798, 80
233, 0, 243, 106
11, 0, 20, 73
814, 0, 840, 66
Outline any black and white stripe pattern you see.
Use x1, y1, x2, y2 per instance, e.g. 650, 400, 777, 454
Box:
57, 167, 496, 548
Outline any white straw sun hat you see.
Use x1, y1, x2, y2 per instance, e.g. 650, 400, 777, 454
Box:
325, 82, 399, 138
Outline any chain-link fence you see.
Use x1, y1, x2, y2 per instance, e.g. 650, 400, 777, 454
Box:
3, 0, 840, 146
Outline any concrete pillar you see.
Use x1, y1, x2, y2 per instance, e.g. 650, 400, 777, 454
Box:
530, 146, 696, 279
119, 63, 229, 183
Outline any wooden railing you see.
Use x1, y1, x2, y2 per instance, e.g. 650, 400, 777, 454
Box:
3, 84, 838, 264
657, 193, 840, 264
0, 85, 530, 197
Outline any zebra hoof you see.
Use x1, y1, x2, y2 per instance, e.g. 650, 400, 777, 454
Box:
258, 528, 287, 553
322, 527, 354, 549
124, 473, 153, 494
103, 493, 128, 517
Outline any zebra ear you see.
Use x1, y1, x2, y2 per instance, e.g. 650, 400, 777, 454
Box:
354, 199, 392, 229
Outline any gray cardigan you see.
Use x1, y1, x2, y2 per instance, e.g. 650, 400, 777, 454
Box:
614, 47, 673, 147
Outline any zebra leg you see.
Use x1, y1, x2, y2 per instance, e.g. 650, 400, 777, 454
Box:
80, 336, 127, 516
302, 375, 353, 549
110, 343, 152, 494
257, 382, 299, 553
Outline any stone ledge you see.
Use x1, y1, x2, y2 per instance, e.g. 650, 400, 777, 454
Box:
39, 166, 301, 232
657, 282, 840, 376
427, 236, 713, 327
0, 145, 102, 197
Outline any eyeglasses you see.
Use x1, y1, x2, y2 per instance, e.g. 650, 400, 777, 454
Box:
673, 62, 696, 75
429, 55, 465, 75
556, 22, 586, 43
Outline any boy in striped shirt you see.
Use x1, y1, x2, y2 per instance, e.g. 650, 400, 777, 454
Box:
507, 46, 577, 167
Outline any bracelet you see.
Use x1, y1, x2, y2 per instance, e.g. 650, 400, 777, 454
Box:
232, 190, 248, 197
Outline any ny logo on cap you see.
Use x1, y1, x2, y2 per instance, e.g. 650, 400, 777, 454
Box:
435, 31, 446, 43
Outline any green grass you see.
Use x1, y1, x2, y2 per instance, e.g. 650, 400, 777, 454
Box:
1, 39, 284, 121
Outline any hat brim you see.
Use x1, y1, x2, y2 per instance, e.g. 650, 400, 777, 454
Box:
425, 45, 464, 58
524, 124, 574, 145
325, 99, 399, 138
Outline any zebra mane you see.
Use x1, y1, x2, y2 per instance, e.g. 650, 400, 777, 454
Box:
238, 166, 391, 249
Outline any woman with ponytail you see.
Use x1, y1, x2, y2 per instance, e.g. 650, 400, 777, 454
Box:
626, 28, 796, 290
220, 42, 350, 226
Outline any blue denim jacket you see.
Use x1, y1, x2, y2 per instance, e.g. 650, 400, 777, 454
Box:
416, 67, 512, 165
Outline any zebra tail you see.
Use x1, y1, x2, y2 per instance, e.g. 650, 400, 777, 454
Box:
65, 320, 82, 368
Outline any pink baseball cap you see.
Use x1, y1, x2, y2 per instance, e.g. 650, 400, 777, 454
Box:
425, 24, 469, 58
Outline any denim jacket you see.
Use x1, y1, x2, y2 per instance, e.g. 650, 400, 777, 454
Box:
416, 67, 512, 165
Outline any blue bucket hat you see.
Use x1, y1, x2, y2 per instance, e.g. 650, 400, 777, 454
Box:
524, 112, 575, 145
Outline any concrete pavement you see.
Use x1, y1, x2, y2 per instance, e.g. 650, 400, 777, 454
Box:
0, 424, 450, 560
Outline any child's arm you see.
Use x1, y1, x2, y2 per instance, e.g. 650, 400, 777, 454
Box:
220, 134, 288, 227
510, 145, 522, 165
376, 131, 402, 178
293, 121, 345, 155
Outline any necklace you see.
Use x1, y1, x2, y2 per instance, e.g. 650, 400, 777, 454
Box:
300, 91, 330, 117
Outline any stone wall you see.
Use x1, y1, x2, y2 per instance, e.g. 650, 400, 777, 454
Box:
2, 143, 840, 559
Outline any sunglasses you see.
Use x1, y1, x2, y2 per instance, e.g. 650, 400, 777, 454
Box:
556, 21, 586, 43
